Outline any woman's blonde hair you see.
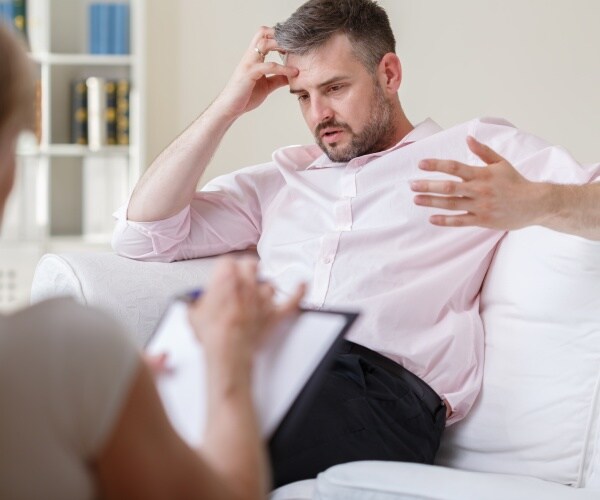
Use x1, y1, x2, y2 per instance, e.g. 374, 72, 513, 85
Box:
0, 23, 34, 134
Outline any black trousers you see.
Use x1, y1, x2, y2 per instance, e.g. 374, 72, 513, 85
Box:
268, 340, 447, 488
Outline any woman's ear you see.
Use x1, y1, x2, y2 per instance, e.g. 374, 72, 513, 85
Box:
377, 53, 402, 94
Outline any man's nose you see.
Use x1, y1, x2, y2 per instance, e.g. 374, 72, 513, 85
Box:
311, 97, 333, 124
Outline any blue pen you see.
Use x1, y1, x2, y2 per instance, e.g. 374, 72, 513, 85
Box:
178, 288, 204, 302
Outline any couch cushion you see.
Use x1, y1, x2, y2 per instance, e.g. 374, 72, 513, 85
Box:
270, 479, 315, 500
315, 461, 599, 500
437, 226, 600, 488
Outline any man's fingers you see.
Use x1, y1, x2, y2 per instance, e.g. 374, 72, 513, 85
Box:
143, 353, 170, 375
413, 194, 472, 212
250, 30, 280, 61
209, 257, 237, 290
410, 179, 467, 196
466, 136, 505, 165
418, 159, 476, 181
237, 257, 259, 302
250, 26, 275, 47
429, 213, 479, 227
257, 281, 276, 303
278, 283, 306, 317
246, 61, 298, 84
266, 74, 293, 93
251, 61, 298, 77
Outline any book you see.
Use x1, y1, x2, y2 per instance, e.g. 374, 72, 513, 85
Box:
0, 1, 26, 39
79, 78, 127, 148
146, 299, 359, 446
89, 2, 130, 55
115, 79, 130, 145
97, 3, 110, 54
89, 3, 99, 54
105, 80, 117, 145
11, 0, 25, 37
0, 2, 14, 30
25, 0, 49, 53
86, 77, 106, 150
89, 3, 110, 54
70, 79, 88, 145
112, 3, 130, 55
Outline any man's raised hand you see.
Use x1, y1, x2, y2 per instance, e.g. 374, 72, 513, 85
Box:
411, 136, 544, 231
215, 27, 299, 119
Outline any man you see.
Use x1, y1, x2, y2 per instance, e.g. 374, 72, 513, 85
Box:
113, 0, 597, 487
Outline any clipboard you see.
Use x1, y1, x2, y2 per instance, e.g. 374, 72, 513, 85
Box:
146, 291, 359, 446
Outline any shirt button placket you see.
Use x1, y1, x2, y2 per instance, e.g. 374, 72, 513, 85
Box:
313, 232, 340, 307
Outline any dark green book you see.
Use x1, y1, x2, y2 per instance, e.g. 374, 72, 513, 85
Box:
116, 79, 130, 145
11, 0, 26, 38
105, 80, 117, 145
71, 79, 88, 145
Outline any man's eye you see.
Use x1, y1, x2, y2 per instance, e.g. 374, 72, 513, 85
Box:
329, 85, 343, 93
298, 94, 309, 102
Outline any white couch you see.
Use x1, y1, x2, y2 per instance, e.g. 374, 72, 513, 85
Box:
31, 226, 600, 499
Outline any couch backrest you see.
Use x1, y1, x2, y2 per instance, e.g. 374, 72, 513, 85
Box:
436, 226, 600, 490
31, 253, 222, 346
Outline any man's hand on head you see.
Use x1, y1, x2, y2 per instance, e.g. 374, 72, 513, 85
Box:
410, 136, 546, 231
214, 26, 299, 120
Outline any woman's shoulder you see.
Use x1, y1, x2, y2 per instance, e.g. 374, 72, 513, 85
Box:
0, 297, 138, 361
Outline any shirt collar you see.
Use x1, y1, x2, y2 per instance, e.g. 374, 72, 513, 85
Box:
272, 118, 443, 172
306, 118, 443, 169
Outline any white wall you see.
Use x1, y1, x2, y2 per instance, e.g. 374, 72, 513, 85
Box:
395, 0, 600, 164
145, 0, 600, 184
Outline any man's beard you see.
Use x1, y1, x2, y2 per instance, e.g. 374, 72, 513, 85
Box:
314, 84, 395, 163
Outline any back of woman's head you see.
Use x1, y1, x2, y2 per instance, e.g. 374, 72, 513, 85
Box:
0, 23, 34, 134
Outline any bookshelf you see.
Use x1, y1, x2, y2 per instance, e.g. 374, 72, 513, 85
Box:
1, 0, 145, 310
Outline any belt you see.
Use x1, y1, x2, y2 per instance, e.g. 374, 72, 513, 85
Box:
336, 340, 445, 417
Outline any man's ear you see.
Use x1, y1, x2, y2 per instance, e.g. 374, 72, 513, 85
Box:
377, 53, 402, 94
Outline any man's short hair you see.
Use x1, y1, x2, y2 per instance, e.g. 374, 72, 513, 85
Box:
274, 0, 396, 72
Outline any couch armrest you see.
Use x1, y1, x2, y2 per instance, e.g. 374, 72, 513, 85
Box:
31, 252, 224, 346
315, 462, 599, 500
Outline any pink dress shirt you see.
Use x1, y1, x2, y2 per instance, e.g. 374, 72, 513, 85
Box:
113, 117, 596, 424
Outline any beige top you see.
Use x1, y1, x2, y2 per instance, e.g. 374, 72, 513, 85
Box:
0, 298, 139, 500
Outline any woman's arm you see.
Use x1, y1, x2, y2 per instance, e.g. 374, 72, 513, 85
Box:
95, 258, 304, 500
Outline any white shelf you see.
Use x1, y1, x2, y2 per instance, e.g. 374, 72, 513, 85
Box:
29, 53, 134, 66
18, 144, 132, 157
8, 0, 145, 247
3, 0, 145, 312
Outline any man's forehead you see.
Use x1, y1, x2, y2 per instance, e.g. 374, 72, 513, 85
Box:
284, 50, 319, 73
284, 34, 364, 84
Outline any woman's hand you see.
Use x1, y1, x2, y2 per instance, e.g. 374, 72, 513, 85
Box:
188, 256, 305, 364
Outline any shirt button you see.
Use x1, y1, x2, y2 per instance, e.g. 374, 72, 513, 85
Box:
324, 255, 333, 264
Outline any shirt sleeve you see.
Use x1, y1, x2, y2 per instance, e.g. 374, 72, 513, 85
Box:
112, 162, 283, 262
587, 163, 600, 182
